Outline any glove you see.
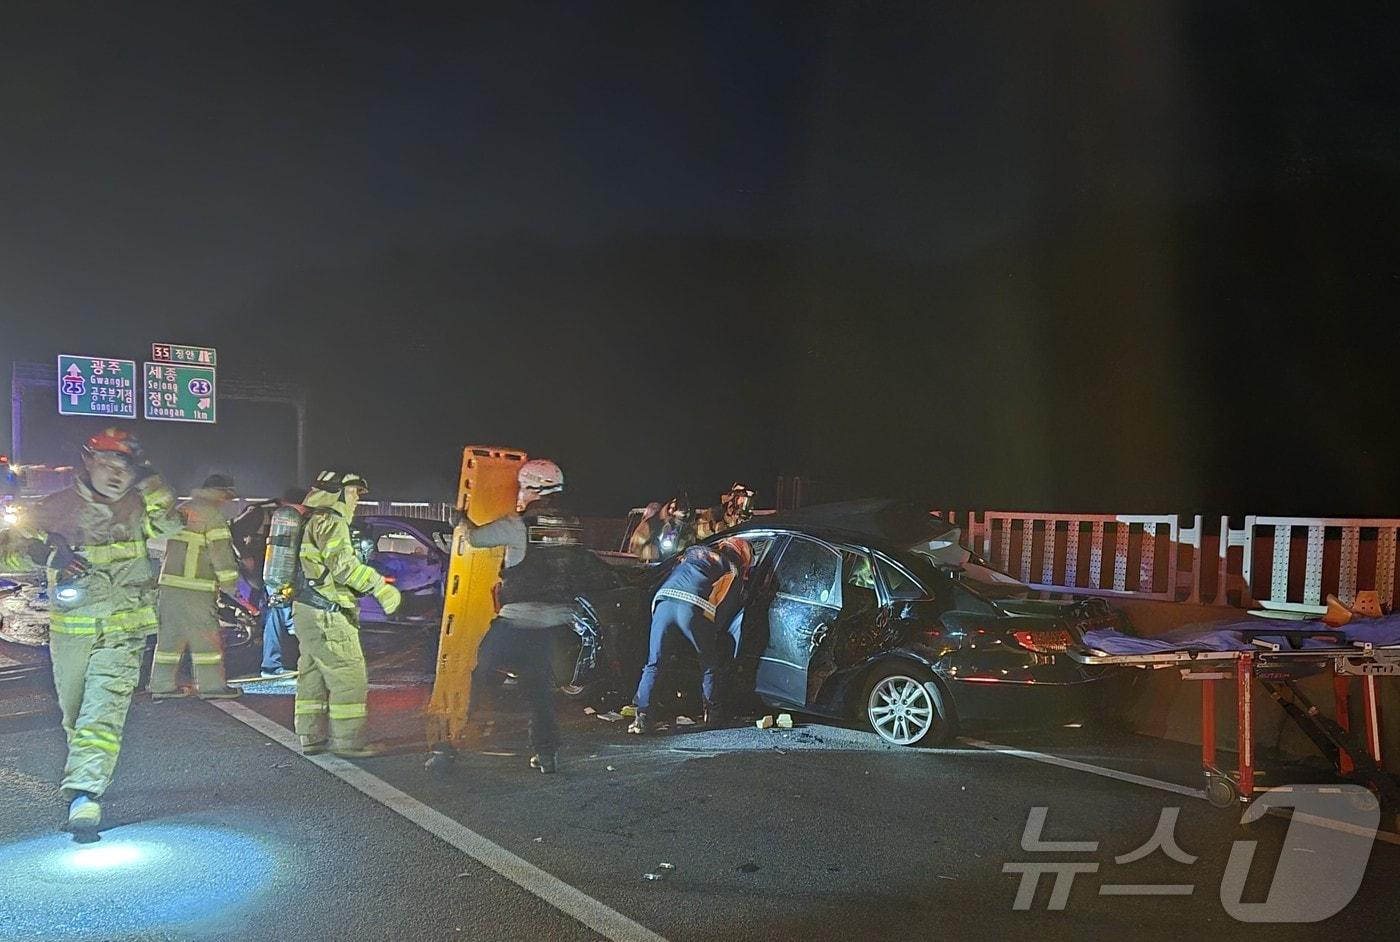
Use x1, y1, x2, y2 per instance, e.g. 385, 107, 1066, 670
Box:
31, 534, 89, 581
373, 582, 402, 615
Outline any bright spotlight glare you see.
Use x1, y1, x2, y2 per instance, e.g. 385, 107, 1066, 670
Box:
68, 844, 143, 870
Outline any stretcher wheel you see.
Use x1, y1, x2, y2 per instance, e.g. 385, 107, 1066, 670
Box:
1205, 774, 1238, 809
1345, 769, 1400, 816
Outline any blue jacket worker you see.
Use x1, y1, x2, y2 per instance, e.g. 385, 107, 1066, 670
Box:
628, 537, 752, 734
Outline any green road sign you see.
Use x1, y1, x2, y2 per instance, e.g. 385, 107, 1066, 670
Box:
144, 362, 217, 423
57, 355, 138, 419
151, 342, 217, 367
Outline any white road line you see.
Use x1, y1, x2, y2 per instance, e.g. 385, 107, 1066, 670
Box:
212, 700, 669, 942
960, 737, 1209, 799
1279, 808, 1400, 846
962, 737, 1400, 847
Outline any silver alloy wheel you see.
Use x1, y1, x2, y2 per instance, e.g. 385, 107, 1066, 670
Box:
867, 674, 937, 746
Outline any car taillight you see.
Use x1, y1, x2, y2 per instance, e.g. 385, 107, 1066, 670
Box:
1011, 629, 1074, 653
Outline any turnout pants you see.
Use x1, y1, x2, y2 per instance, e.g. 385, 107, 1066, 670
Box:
469, 619, 560, 753
151, 586, 227, 693
633, 600, 722, 713
292, 603, 368, 749
50, 628, 146, 799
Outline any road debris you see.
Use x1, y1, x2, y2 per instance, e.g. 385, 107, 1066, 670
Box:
595, 711, 625, 722
583, 707, 597, 715
736, 862, 761, 873
620, 705, 637, 717
674, 715, 695, 726
642, 862, 676, 882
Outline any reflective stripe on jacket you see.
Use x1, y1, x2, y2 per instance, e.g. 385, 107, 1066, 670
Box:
158, 489, 240, 593
298, 489, 386, 608
0, 474, 182, 635
653, 545, 740, 621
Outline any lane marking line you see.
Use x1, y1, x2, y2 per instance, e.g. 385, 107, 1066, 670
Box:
961, 737, 1209, 799
962, 737, 1400, 847
212, 700, 669, 942
1277, 808, 1400, 846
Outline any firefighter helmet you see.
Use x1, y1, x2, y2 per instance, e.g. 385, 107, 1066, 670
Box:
82, 427, 144, 463
518, 459, 564, 496
312, 470, 371, 494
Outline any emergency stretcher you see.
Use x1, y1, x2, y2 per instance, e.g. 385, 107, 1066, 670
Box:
1066, 620, 1400, 812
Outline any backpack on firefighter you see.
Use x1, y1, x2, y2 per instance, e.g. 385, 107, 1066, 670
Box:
261, 503, 336, 610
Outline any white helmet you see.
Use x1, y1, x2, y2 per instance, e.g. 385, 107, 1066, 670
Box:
518, 458, 564, 496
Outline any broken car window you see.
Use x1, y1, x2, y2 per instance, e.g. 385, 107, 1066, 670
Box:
774, 538, 841, 608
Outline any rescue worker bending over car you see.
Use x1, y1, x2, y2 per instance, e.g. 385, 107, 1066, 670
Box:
463, 458, 617, 774
0, 428, 182, 837
150, 474, 243, 700
292, 471, 401, 758
628, 537, 752, 735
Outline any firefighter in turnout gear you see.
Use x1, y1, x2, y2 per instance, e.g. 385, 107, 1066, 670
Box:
151, 474, 243, 699
0, 428, 181, 836
696, 482, 756, 539
463, 458, 617, 773
292, 471, 401, 758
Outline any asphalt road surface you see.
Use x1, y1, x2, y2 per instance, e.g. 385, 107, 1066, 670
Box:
2, 625, 1398, 942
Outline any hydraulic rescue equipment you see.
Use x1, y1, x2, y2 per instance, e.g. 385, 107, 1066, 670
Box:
426, 445, 528, 753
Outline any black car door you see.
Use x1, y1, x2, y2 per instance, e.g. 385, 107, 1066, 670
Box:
753, 535, 843, 707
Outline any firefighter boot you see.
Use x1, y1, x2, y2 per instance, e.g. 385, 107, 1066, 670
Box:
66, 794, 102, 838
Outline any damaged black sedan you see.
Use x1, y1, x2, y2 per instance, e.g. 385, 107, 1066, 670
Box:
571, 501, 1129, 747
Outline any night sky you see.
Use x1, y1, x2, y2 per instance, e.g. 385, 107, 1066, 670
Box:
3, 2, 1399, 516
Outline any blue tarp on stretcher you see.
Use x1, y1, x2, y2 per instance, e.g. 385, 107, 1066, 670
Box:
1083, 613, 1400, 655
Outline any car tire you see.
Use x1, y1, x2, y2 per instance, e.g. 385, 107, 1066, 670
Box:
863, 662, 956, 747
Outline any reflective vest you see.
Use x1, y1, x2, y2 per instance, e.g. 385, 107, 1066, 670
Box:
654, 545, 741, 621
158, 489, 240, 594
497, 507, 618, 607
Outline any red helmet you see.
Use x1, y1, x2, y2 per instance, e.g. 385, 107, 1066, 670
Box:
83, 427, 144, 462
